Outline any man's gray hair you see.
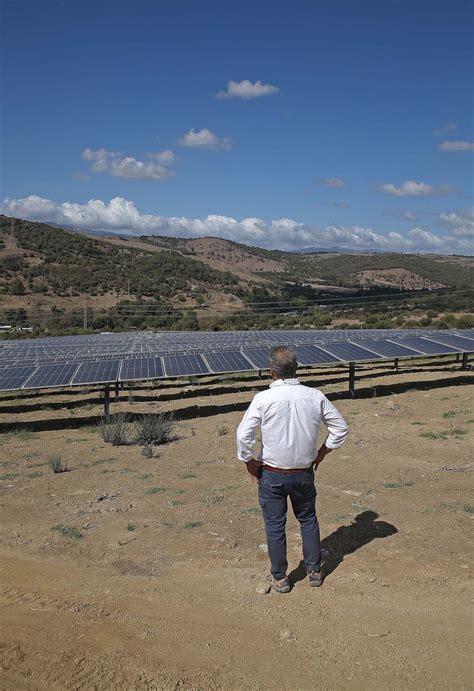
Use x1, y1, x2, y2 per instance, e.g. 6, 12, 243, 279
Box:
269, 346, 298, 379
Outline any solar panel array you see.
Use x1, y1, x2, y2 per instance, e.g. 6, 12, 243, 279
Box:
4, 327, 471, 367
0, 328, 472, 391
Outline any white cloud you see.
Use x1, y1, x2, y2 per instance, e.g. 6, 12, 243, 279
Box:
438, 140, 474, 152
217, 79, 279, 100
439, 208, 474, 237
379, 180, 454, 197
407, 227, 444, 249
82, 148, 176, 180
3, 194, 473, 255
433, 122, 457, 136
153, 150, 177, 164
318, 178, 345, 189
177, 128, 232, 150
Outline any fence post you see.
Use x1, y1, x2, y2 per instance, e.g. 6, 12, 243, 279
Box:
349, 361, 356, 398
104, 385, 110, 419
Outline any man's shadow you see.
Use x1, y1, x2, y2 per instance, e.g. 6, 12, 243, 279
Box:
288, 510, 398, 585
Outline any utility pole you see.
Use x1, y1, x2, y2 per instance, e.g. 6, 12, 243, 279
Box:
83, 303, 88, 330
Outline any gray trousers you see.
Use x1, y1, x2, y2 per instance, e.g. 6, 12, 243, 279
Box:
258, 467, 321, 580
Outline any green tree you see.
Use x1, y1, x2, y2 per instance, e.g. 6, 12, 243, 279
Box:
9, 278, 26, 295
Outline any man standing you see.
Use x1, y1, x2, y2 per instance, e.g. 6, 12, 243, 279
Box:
236, 346, 349, 593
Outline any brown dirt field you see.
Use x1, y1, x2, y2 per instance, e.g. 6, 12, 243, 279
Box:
330, 318, 364, 327
177, 238, 287, 283
356, 269, 444, 290
0, 361, 473, 690
1, 292, 124, 312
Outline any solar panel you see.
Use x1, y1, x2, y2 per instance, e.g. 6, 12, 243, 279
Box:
242, 348, 271, 369
71, 360, 121, 385
162, 354, 210, 377
295, 345, 341, 365
0, 366, 38, 391
119, 357, 164, 382
391, 337, 460, 355
203, 351, 255, 373
422, 334, 474, 351
1, 328, 470, 391
22, 363, 79, 389
319, 341, 383, 362
364, 339, 422, 358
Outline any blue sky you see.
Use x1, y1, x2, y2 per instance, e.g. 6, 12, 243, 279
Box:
2, 0, 473, 252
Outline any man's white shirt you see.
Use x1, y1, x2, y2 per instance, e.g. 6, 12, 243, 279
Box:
236, 378, 349, 469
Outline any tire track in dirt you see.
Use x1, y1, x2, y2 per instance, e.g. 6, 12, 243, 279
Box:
0, 641, 143, 690
0, 587, 109, 619
0, 640, 226, 690
0, 587, 230, 689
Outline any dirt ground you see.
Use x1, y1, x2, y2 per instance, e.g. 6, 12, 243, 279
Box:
0, 359, 473, 690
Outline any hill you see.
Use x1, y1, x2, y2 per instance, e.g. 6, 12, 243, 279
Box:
0, 216, 248, 314
298, 252, 474, 289
72, 228, 474, 292
142, 236, 287, 282
1, 215, 473, 334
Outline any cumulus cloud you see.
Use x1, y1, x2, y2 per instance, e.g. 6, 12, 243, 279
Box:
439, 208, 474, 237
178, 128, 232, 150
407, 227, 444, 249
433, 122, 457, 136
438, 140, 474, 152
217, 79, 279, 99
379, 180, 454, 197
82, 148, 176, 180
3, 194, 473, 255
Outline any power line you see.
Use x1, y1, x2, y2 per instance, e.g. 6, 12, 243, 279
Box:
1, 287, 449, 325
1, 295, 435, 319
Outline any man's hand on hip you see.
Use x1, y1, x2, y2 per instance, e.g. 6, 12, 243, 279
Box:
313, 443, 331, 470
245, 458, 262, 482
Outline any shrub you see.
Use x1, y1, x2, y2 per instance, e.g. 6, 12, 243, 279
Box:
184, 521, 203, 529
145, 486, 168, 495
51, 524, 82, 539
98, 413, 130, 446
457, 315, 474, 329
49, 454, 68, 473
141, 444, 154, 458
135, 413, 175, 447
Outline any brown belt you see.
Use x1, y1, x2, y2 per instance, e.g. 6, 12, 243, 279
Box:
261, 464, 313, 475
